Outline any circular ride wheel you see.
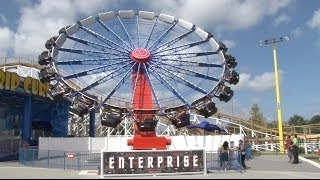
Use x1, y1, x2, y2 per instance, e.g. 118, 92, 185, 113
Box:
39, 10, 239, 150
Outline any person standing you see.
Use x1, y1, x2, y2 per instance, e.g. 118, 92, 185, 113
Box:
285, 135, 293, 163
238, 140, 247, 169
220, 141, 229, 172
292, 134, 299, 164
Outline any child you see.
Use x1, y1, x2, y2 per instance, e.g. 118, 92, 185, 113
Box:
220, 141, 229, 172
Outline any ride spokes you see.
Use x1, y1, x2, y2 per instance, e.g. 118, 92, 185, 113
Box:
38, 10, 239, 150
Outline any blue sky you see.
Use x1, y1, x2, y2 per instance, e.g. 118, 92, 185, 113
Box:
0, 0, 319, 122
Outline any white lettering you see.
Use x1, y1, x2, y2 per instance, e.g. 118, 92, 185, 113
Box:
167, 156, 173, 167
177, 156, 180, 167
148, 157, 153, 168
138, 157, 144, 168
119, 157, 124, 169
157, 156, 163, 167
105, 152, 201, 170
109, 157, 114, 169
193, 155, 198, 167
128, 157, 134, 168
184, 156, 189, 167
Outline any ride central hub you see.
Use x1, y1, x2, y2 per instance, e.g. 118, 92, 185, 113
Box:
130, 48, 151, 63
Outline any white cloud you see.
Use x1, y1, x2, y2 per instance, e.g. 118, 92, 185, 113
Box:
292, 26, 303, 38
273, 14, 291, 27
307, 8, 320, 30
0, 27, 14, 57
10, 0, 293, 59
232, 70, 284, 92
147, 0, 292, 31
220, 102, 251, 119
13, 0, 109, 59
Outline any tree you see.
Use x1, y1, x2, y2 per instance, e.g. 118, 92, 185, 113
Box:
309, 115, 320, 124
250, 104, 266, 126
287, 115, 306, 134
266, 120, 278, 128
288, 115, 305, 126
309, 115, 320, 134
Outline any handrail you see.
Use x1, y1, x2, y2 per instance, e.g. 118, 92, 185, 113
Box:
0, 62, 41, 69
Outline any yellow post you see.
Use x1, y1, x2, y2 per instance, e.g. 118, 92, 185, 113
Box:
272, 44, 284, 154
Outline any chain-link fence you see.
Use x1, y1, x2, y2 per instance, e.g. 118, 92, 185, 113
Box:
0, 138, 20, 161
206, 149, 243, 172
19, 146, 245, 173
19, 147, 100, 170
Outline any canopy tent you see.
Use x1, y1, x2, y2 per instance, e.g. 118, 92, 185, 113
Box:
186, 120, 228, 134
186, 120, 228, 147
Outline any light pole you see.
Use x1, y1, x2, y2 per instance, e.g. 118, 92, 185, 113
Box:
259, 36, 289, 154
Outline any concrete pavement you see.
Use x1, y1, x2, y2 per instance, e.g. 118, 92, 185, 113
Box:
0, 154, 319, 179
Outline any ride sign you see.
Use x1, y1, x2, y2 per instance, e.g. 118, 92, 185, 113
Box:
0, 69, 50, 97
101, 149, 205, 176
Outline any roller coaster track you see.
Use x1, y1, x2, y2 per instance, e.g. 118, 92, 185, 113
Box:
0, 62, 41, 69
215, 112, 279, 134
68, 111, 316, 140
214, 112, 320, 141
0, 60, 81, 90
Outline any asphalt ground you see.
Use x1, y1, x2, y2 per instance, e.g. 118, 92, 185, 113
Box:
0, 155, 319, 179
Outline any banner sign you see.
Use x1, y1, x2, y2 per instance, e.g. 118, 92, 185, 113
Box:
0, 69, 50, 97
101, 149, 205, 176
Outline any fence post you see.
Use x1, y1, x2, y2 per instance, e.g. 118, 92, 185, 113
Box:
77, 152, 80, 170
238, 151, 242, 173
304, 136, 308, 154
18, 147, 23, 165
203, 149, 207, 174
239, 150, 242, 173
32, 148, 35, 167
64, 151, 66, 170
47, 150, 50, 168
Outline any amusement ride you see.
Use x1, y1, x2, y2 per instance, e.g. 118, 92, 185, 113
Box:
37, 10, 239, 150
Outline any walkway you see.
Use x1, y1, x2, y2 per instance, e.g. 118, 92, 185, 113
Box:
0, 155, 319, 179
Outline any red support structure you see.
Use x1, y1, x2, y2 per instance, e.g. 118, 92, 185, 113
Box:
127, 49, 171, 150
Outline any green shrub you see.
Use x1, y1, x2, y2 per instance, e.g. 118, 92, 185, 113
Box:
298, 147, 305, 154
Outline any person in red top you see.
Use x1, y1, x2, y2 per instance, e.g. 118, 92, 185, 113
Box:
285, 135, 293, 163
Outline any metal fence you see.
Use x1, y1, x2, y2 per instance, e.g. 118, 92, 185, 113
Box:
19, 146, 245, 173
206, 150, 243, 173
19, 147, 100, 170
0, 138, 20, 161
